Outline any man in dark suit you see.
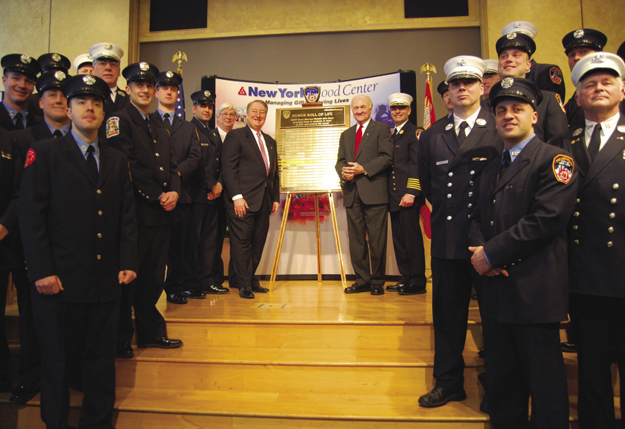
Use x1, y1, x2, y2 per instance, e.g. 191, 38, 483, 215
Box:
496, 32, 569, 143
222, 99, 280, 299
469, 77, 577, 428
436, 81, 454, 120
502, 21, 567, 100
8, 71, 72, 405
0, 54, 42, 131
89, 42, 128, 138
418, 56, 503, 408
559, 52, 625, 429
185, 92, 229, 295
385, 93, 426, 295
0, 127, 21, 392
151, 71, 203, 304
19, 74, 138, 429
561, 29, 608, 128
336, 94, 393, 295
106, 62, 183, 358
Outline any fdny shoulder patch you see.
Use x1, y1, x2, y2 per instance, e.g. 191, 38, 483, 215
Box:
106, 116, 120, 138
24, 148, 36, 167
555, 94, 566, 113
553, 154, 574, 184
550, 67, 563, 85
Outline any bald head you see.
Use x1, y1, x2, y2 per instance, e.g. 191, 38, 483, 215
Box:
351, 94, 373, 125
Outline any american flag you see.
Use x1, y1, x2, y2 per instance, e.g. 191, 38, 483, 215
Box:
175, 81, 186, 120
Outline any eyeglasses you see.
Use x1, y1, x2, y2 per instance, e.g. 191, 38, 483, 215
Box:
95, 59, 120, 67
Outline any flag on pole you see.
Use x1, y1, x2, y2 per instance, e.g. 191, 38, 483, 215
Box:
172, 51, 188, 120
423, 76, 436, 130
419, 63, 438, 242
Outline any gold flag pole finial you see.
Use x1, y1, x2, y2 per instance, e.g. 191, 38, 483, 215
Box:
420, 63, 437, 82
172, 51, 188, 76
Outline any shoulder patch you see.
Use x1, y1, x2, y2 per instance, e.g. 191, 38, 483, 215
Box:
550, 67, 563, 85
555, 94, 566, 113
553, 154, 574, 184
24, 148, 36, 167
416, 129, 422, 140
106, 116, 120, 138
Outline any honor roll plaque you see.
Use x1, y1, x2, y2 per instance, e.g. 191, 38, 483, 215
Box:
275, 105, 350, 193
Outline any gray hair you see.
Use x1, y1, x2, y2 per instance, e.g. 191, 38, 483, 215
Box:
217, 102, 236, 116
246, 99, 268, 113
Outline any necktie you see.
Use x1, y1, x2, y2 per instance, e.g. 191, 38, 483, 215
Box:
499, 150, 511, 179
53, 130, 63, 138
587, 123, 602, 162
256, 132, 270, 175
354, 125, 363, 157
457, 121, 469, 145
393, 127, 399, 142
86, 145, 99, 183
145, 116, 152, 136
163, 113, 173, 133
13, 112, 24, 130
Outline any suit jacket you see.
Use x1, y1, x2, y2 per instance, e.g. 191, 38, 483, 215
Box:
558, 114, 625, 297
0, 102, 42, 131
418, 108, 503, 259
534, 89, 569, 142
388, 121, 422, 212
335, 120, 393, 207
527, 59, 566, 100
189, 118, 221, 205
106, 104, 180, 226
12, 121, 54, 160
468, 137, 578, 323
0, 128, 21, 271
150, 112, 201, 205
19, 133, 138, 303
222, 126, 279, 213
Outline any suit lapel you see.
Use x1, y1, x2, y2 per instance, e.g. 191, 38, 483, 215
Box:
440, 116, 459, 155
491, 138, 537, 194
246, 127, 267, 171
171, 115, 184, 134
450, 109, 491, 169
97, 141, 113, 187
129, 106, 152, 137
566, 126, 590, 176
63, 133, 98, 186
32, 122, 53, 141
583, 115, 625, 186
356, 121, 375, 160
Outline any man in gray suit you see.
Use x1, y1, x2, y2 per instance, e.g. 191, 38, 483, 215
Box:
336, 94, 394, 295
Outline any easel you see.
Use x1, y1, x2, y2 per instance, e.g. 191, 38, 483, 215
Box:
269, 191, 347, 291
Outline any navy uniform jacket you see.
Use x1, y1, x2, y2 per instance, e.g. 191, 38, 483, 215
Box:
469, 137, 578, 323
336, 120, 394, 207
389, 121, 422, 211
564, 95, 625, 130
19, 133, 138, 303
98, 87, 129, 139
559, 115, 625, 298
418, 108, 503, 259
150, 113, 201, 205
12, 121, 54, 160
0, 102, 42, 131
106, 104, 180, 226
527, 59, 566, 101
0, 128, 21, 272
189, 118, 221, 205
222, 126, 280, 213
533, 90, 569, 142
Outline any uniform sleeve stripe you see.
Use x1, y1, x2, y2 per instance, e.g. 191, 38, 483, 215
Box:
407, 178, 421, 190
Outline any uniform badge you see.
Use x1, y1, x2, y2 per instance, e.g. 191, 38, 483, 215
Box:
507, 33, 517, 40
572, 128, 583, 137
166, 71, 173, 78
104, 43, 112, 50
502, 77, 514, 88
139, 62, 149, 71
550, 67, 563, 85
20, 54, 31, 64
553, 154, 575, 184
87, 54, 92, 60
52, 53, 61, 62
476, 118, 487, 126
617, 126, 625, 133
592, 54, 606, 63
204, 90, 211, 97
1, 151, 12, 160
83, 75, 96, 85
514, 22, 522, 28
457, 58, 466, 66
24, 148, 36, 167
445, 123, 453, 131
106, 116, 120, 138
399, 129, 404, 135
54, 71, 66, 81
574, 29, 584, 38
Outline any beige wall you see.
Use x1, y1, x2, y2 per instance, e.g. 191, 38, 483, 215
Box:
483, 0, 625, 101
0, 0, 131, 91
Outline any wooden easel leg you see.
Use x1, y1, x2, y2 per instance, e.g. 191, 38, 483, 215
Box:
315, 194, 322, 283
270, 193, 292, 291
328, 193, 347, 288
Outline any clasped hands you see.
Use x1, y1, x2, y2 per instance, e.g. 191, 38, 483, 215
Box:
468, 246, 509, 277
341, 162, 365, 181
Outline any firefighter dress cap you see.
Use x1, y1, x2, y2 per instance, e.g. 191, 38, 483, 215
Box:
36, 71, 67, 94
562, 29, 608, 54
571, 52, 625, 86
156, 71, 182, 88
73, 53, 93, 73
388, 93, 413, 107
489, 77, 543, 111
502, 21, 538, 39
122, 62, 159, 84
191, 90, 215, 105
38, 53, 71, 73
62, 74, 110, 102
1, 54, 41, 79
496, 32, 536, 57
89, 42, 124, 62
444, 56, 487, 82
484, 59, 499, 75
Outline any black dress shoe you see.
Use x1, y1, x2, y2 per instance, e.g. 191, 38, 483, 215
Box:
561, 342, 577, 353
344, 283, 371, 294
239, 288, 255, 299
478, 348, 485, 358
418, 386, 467, 408
203, 284, 229, 294
137, 337, 183, 349
371, 285, 385, 295
251, 285, 269, 293
386, 282, 405, 292
9, 382, 41, 404
166, 293, 188, 304
181, 290, 207, 299
116, 342, 134, 358
398, 284, 427, 295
